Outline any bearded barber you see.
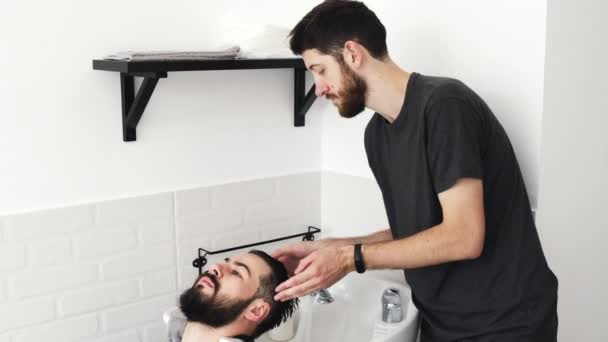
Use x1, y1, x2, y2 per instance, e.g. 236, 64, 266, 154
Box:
272, 1, 558, 341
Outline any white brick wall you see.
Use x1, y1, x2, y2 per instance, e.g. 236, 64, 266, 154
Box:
11, 264, 99, 299
321, 171, 389, 238
0, 244, 26, 272
175, 188, 211, 217
58, 279, 140, 317
0, 173, 321, 341
139, 221, 174, 246
0, 219, 6, 242
96, 193, 174, 226
14, 314, 99, 342
176, 208, 243, 240
142, 322, 166, 342
0, 280, 6, 302
28, 238, 72, 268
74, 228, 138, 259
0, 297, 56, 331
245, 199, 319, 224
211, 178, 276, 209
141, 269, 177, 298
4, 205, 94, 242
101, 244, 175, 280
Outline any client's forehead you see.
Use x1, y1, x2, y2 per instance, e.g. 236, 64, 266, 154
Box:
230, 252, 272, 279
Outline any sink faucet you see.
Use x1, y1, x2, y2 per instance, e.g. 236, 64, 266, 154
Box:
381, 288, 402, 323
310, 288, 334, 304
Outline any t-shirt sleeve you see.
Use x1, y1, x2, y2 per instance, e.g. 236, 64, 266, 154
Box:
364, 116, 383, 188
425, 98, 483, 194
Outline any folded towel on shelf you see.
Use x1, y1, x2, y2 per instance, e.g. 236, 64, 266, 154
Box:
103, 46, 240, 61
217, 24, 298, 59
237, 47, 299, 59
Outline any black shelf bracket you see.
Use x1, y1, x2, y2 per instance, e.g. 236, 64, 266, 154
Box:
192, 225, 321, 275
93, 58, 318, 142
120, 72, 167, 141
294, 69, 317, 127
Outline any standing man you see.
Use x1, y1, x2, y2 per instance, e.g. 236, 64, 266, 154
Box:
272, 1, 558, 341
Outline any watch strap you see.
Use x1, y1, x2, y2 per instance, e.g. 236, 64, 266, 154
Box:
354, 243, 366, 274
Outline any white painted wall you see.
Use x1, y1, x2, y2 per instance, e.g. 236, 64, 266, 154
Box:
537, 0, 608, 340
0, 0, 325, 215
0, 0, 546, 213
321, 0, 547, 208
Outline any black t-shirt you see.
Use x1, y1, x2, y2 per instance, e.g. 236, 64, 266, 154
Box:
364, 73, 558, 341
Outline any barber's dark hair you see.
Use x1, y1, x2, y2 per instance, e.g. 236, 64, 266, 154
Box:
289, 0, 388, 60
248, 249, 299, 339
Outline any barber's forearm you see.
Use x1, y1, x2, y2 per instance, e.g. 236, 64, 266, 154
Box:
324, 228, 392, 247
362, 223, 482, 270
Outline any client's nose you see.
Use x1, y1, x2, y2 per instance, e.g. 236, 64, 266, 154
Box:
209, 264, 222, 279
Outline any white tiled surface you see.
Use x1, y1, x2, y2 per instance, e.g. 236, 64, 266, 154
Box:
321, 171, 389, 239
0, 172, 321, 341
14, 314, 99, 342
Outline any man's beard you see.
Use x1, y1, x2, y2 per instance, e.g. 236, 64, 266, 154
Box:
328, 62, 368, 118
179, 272, 257, 327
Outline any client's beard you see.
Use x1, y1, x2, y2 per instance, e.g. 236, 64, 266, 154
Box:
179, 272, 257, 327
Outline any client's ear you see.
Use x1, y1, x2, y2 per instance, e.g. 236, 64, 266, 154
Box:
243, 299, 270, 324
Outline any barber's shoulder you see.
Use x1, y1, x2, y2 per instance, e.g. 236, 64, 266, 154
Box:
423, 75, 471, 105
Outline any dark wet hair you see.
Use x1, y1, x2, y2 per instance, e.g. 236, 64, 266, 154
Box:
248, 250, 299, 338
289, 0, 388, 60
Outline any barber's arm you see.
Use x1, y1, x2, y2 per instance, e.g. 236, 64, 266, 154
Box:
326, 228, 394, 246
271, 228, 392, 275
363, 178, 485, 270
274, 177, 485, 301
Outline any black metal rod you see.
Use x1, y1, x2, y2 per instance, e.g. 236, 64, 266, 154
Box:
194, 226, 321, 274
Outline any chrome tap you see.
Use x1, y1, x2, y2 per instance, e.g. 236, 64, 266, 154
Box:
310, 288, 334, 304
381, 288, 402, 323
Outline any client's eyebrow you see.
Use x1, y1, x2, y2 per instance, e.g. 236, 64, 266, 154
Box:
225, 257, 251, 278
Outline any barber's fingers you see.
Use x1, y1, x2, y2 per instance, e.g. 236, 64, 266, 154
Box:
272, 244, 302, 259
276, 279, 320, 302
294, 254, 314, 275
274, 268, 320, 301
276, 255, 300, 276
273, 241, 318, 260
275, 254, 292, 263
271, 246, 289, 259
274, 259, 317, 294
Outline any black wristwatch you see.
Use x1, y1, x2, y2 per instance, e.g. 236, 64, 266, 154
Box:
354, 243, 366, 274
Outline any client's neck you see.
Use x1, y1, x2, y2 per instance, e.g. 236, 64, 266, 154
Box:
182, 321, 249, 342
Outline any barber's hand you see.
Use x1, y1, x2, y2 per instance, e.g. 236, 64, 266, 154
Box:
272, 239, 332, 276
273, 245, 355, 302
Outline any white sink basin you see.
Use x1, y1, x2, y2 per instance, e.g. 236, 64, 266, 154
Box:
259, 270, 419, 342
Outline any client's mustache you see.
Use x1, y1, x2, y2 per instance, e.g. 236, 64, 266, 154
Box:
201, 270, 220, 290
